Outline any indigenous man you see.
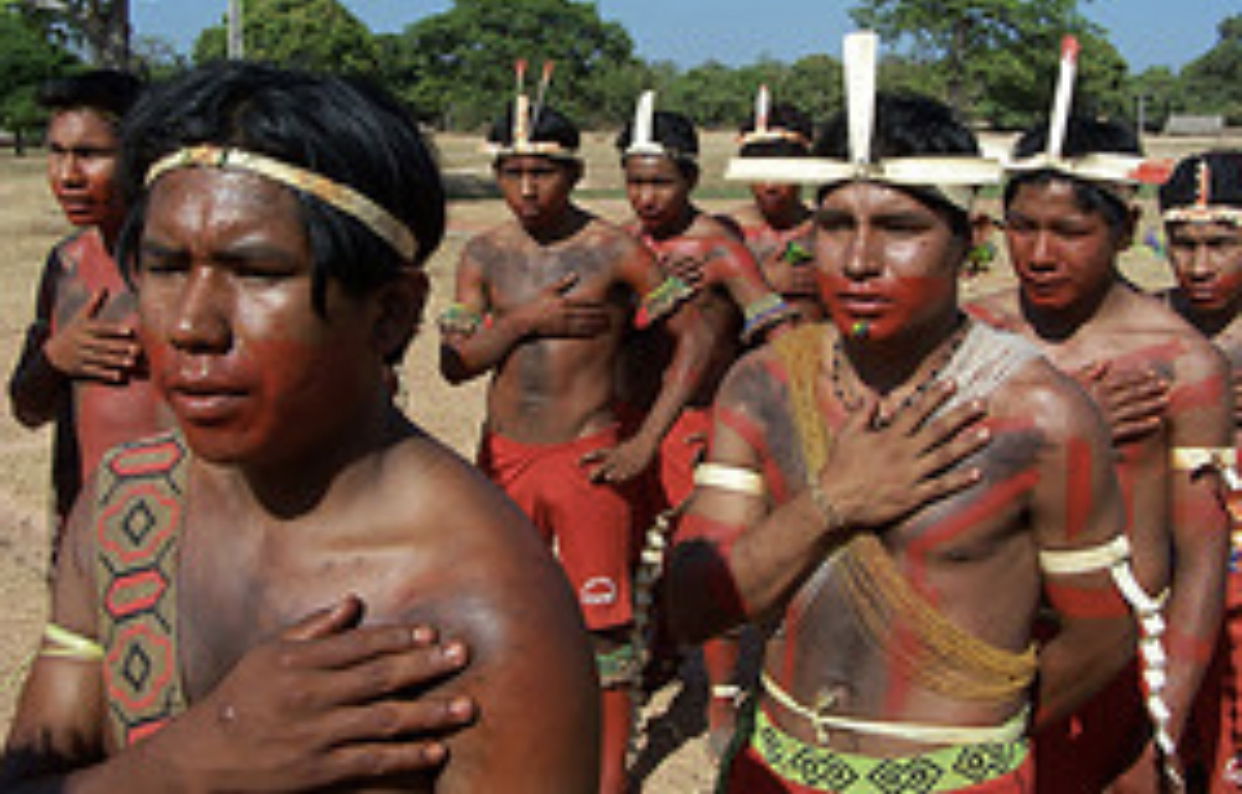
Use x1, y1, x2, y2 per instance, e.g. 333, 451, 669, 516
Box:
1157, 149, 1242, 792
968, 39, 1233, 792
724, 87, 824, 322
8, 70, 170, 526
666, 32, 1138, 794
439, 77, 703, 794
0, 61, 599, 792
614, 94, 798, 753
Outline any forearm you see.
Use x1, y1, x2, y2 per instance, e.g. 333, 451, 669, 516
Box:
9, 341, 68, 428
1160, 522, 1228, 740
439, 315, 531, 384
1034, 615, 1136, 728
667, 491, 841, 643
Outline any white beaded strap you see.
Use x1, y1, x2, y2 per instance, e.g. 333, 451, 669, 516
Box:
1171, 446, 1237, 474
1110, 561, 1181, 789
1039, 534, 1130, 575
693, 463, 766, 497
760, 671, 1028, 746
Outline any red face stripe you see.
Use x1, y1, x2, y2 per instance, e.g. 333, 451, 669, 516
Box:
1065, 437, 1094, 540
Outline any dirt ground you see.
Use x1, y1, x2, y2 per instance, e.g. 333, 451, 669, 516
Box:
0, 128, 1235, 791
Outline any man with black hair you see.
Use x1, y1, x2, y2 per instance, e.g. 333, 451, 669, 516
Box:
665, 36, 1136, 787
1156, 149, 1242, 792
439, 92, 704, 794
615, 94, 797, 516
9, 69, 171, 527
1, 60, 598, 793
971, 113, 1232, 791
725, 90, 824, 323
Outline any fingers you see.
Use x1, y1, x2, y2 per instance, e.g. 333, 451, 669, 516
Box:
73, 286, 109, 321
321, 693, 475, 748
327, 639, 469, 704
282, 595, 366, 643
553, 272, 579, 294
913, 397, 987, 454
888, 380, 958, 436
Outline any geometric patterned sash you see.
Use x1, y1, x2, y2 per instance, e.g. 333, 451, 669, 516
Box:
93, 431, 189, 748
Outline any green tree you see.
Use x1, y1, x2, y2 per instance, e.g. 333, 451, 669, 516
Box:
384, 0, 637, 130
1130, 65, 1182, 131
0, 8, 78, 153
193, 0, 379, 74
7, 0, 129, 67
1179, 14, 1242, 122
849, 0, 1121, 125
781, 54, 843, 125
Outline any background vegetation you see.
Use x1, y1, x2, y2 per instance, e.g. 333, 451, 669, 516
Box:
2, 0, 1240, 146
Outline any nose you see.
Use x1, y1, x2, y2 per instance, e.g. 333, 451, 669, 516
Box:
1187, 243, 1214, 281
841, 227, 881, 280
519, 172, 537, 199
52, 152, 85, 187
168, 268, 232, 353
1025, 229, 1058, 271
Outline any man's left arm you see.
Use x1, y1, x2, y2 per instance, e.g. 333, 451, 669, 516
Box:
1160, 343, 1232, 743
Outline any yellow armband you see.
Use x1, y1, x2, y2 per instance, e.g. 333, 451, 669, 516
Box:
693, 463, 766, 497
41, 623, 103, 661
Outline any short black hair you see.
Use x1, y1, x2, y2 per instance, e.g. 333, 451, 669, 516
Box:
739, 101, 813, 158
487, 103, 580, 154
1004, 116, 1142, 233
615, 109, 699, 180
116, 61, 445, 322
38, 69, 144, 130
1159, 149, 1242, 216
813, 92, 978, 239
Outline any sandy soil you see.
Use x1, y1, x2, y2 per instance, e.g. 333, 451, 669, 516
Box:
1, 128, 1235, 791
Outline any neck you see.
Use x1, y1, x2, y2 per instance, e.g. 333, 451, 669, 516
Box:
1172, 289, 1241, 340
764, 202, 811, 232
643, 203, 697, 242
235, 395, 406, 520
840, 309, 966, 397
1019, 270, 1120, 342
522, 203, 588, 245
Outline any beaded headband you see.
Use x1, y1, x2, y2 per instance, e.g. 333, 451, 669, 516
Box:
145, 145, 417, 261
724, 32, 999, 211
623, 90, 697, 163
1006, 36, 1170, 200
736, 85, 811, 149
484, 59, 580, 162
1162, 156, 1242, 225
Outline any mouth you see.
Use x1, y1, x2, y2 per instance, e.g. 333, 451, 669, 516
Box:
165, 380, 248, 423
836, 292, 888, 315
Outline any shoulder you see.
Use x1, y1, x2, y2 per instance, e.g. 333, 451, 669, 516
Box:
718, 323, 824, 416
964, 288, 1022, 330
461, 223, 521, 260
1117, 289, 1227, 380
990, 352, 1107, 447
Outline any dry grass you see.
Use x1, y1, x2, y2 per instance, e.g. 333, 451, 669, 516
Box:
1, 128, 1239, 790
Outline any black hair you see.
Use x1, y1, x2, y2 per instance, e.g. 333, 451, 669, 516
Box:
487, 102, 580, 153
813, 92, 978, 239
38, 69, 145, 131
1159, 149, 1242, 215
116, 60, 445, 330
739, 101, 813, 158
1004, 116, 1142, 233
615, 109, 700, 180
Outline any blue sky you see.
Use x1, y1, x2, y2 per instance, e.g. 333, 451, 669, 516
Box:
132, 0, 1235, 74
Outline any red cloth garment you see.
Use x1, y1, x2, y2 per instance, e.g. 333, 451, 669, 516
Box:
478, 426, 649, 631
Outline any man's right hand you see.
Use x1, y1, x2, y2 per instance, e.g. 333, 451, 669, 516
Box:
1074, 360, 1169, 446
814, 381, 990, 531
518, 273, 610, 339
158, 596, 475, 792
43, 287, 142, 382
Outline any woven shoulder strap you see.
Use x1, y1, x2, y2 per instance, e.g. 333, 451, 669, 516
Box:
94, 432, 189, 748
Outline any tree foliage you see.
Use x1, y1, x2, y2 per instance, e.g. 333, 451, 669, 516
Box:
0, 8, 78, 152
848, 0, 1127, 127
7, 0, 128, 66
1179, 14, 1242, 123
382, 0, 638, 130
193, 0, 379, 74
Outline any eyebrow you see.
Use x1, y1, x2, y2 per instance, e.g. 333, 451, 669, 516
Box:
139, 237, 305, 268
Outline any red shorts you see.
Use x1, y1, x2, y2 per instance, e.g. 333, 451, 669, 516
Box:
1033, 659, 1148, 793
1187, 566, 1242, 792
657, 406, 712, 508
478, 427, 645, 631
